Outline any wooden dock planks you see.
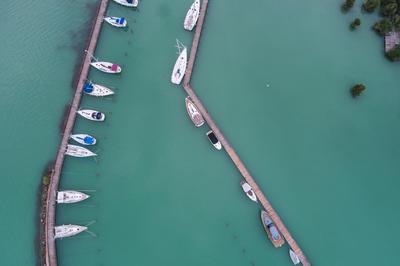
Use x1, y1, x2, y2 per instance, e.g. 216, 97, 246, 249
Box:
45, 1, 109, 265
182, 0, 311, 265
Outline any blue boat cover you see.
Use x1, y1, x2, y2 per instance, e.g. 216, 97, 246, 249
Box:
84, 136, 95, 144
83, 82, 93, 93
118, 18, 125, 25
127, 0, 133, 3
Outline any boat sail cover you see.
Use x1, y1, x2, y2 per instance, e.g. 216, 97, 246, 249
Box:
118, 18, 125, 24
127, 0, 133, 3
83, 83, 94, 93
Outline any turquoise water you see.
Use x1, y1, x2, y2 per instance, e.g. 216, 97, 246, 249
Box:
1, 0, 400, 265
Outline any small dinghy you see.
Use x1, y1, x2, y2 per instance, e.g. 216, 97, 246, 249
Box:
57, 190, 90, 204
206, 130, 222, 150
54, 224, 87, 239
70, 134, 97, 145
171, 40, 187, 85
65, 144, 97, 157
77, 109, 105, 122
104, 16, 127, 27
83, 82, 114, 97
184, 0, 201, 31
112, 0, 138, 7
185, 97, 204, 127
261, 210, 285, 248
289, 249, 300, 265
240, 181, 257, 202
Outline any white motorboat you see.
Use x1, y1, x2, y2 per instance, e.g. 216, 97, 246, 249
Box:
77, 109, 105, 122
185, 97, 204, 127
184, 0, 201, 31
90, 61, 122, 74
171, 41, 187, 85
83, 82, 114, 97
54, 224, 87, 239
261, 210, 285, 248
65, 144, 97, 157
70, 134, 97, 145
289, 249, 300, 265
112, 0, 138, 7
57, 190, 90, 204
206, 130, 222, 150
240, 181, 257, 202
104, 16, 127, 27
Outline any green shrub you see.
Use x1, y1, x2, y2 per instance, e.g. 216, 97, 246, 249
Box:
373, 18, 393, 35
342, 0, 356, 11
350, 18, 362, 29
363, 0, 380, 12
385, 44, 400, 61
351, 84, 366, 97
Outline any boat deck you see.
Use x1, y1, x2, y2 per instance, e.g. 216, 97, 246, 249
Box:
182, 0, 311, 265
44, 0, 109, 265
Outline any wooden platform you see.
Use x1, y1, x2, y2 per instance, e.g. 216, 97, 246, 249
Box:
44, 1, 109, 265
385, 31, 400, 52
182, 0, 311, 265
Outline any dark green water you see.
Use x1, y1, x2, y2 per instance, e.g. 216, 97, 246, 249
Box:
1, 0, 400, 265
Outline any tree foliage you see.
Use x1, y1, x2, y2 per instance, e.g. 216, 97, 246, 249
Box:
342, 0, 356, 12
373, 18, 393, 35
350, 18, 362, 30
363, 0, 380, 12
350, 84, 366, 97
385, 44, 400, 60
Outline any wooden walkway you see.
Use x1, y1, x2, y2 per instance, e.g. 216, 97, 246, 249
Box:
44, 1, 109, 265
384, 31, 400, 52
182, 1, 311, 265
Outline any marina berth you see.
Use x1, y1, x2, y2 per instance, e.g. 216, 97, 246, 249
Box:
57, 191, 90, 204
184, 0, 200, 31
240, 181, 257, 202
65, 144, 97, 157
185, 97, 204, 127
70, 134, 97, 145
112, 0, 138, 7
206, 130, 222, 150
104, 16, 127, 27
261, 210, 285, 248
54, 224, 87, 239
83, 81, 115, 97
171, 41, 187, 84
77, 109, 106, 121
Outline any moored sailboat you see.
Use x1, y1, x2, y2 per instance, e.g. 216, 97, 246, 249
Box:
65, 144, 97, 157
184, 0, 200, 31
54, 224, 87, 239
171, 40, 187, 85
185, 97, 204, 127
104, 16, 127, 27
112, 0, 138, 7
57, 190, 90, 204
83, 82, 114, 97
261, 210, 285, 248
77, 109, 105, 122
240, 181, 257, 202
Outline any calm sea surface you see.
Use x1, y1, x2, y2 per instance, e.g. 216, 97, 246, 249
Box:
1, 0, 399, 265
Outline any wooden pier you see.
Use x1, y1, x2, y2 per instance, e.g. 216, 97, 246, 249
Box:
182, 0, 311, 265
44, 0, 109, 265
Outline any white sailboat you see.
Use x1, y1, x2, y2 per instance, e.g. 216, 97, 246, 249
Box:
85, 50, 121, 74
54, 224, 87, 239
171, 40, 187, 85
70, 134, 97, 145
77, 109, 105, 122
185, 97, 204, 127
240, 181, 257, 202
184, 0, 201, 31
83, 82, 114, 97
112, 0, 139, 7
289, 249, 300, 265
65, 144, 97, 157
104, 16, 128, 27
57, 190, 90, 204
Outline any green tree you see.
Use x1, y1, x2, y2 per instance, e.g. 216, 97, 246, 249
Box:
393, 14, 400, 30
373, 18, 393, 35
350, 84, 366, 97
382, 2, 398, 15
385, 44, 400, 61
350, 18, 362, 29
363, 0, 380, 12
342, 0, 356, 11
